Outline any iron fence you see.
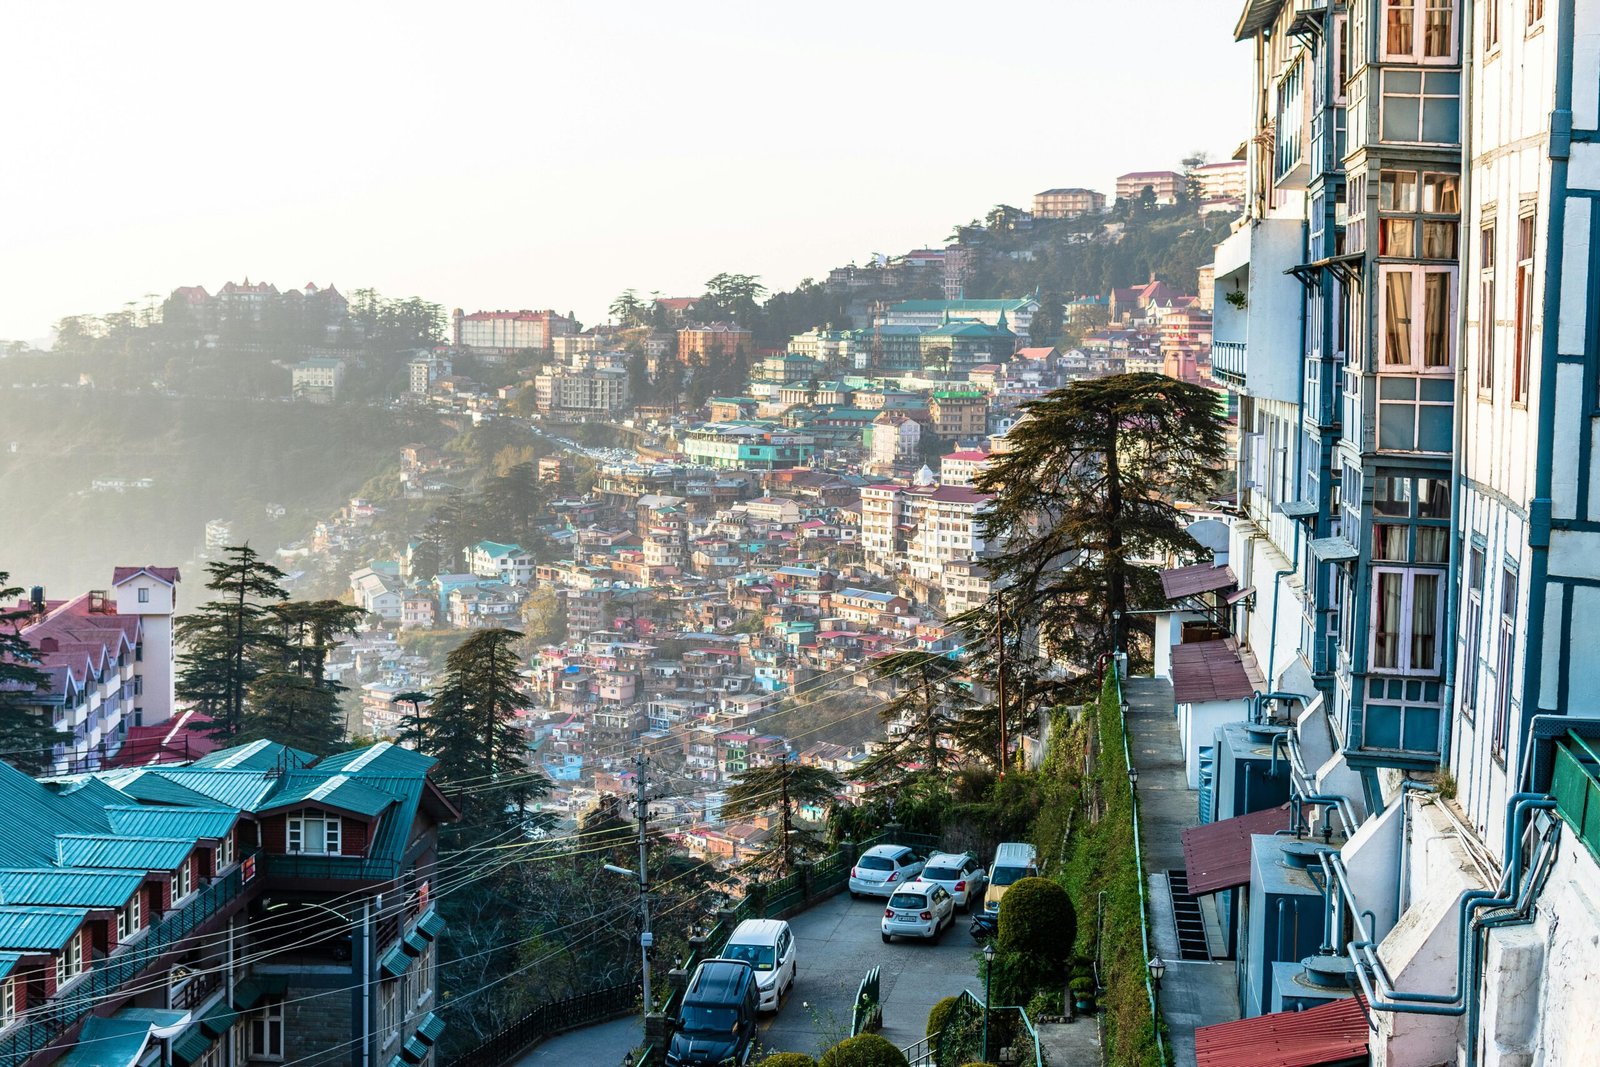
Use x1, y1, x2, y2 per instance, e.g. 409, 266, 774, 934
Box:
443, 981, 639, 1067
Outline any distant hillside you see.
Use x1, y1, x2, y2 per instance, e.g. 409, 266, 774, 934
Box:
0, 388, 448, 592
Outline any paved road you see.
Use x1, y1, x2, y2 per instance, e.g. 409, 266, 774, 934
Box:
757, 889, 984, 1059
515, 1014, 641, 1066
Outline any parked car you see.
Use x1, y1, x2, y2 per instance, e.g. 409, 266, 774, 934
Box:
848, 844, 927, 898
721, 918, 797, 1012
881, 881, 956, 942
665, 958, 759, 1066
973, 842, 1041, 939
917, 851, 989, 911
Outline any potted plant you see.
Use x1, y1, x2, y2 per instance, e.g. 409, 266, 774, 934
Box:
1069, 977, 1097, 1014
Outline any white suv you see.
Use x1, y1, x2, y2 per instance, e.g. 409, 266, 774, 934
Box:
917, 851, 989, 912
848, 844, 926, 899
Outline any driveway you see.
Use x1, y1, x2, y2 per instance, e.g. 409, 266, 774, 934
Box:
757, 890, 984, 1058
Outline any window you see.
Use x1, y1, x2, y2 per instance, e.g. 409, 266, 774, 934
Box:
1493, 569, 1519, 758
136, 587, 149, 604
1487, 0, 1500, 46
1378, 171, 1459, 259
1479, 224, 1497, 393
1382, 70, 1462, 143
379, 981, 400, 1045
1384, 0, 1458, 61
1381, 266, 1457, 370
417, 940, 436, 1005
220, 830, 235, 869
55, 931, 83, 988
1514, 213, 1535, 403
286, 812, 342, 855
1372, 568, 1444, 672
249, 999, 285, 1060
0, 977, 13, 1028
1528, 0, 1544, 26
117, 893, 140, 941
173, 858, 192, 902
1463, 546, 1486, 714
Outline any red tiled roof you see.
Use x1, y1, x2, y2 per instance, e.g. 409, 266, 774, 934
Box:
1181, 803, 1291, 894
1159, 562, 1236, 599
113, 566, 181, 586
1171, 639, 1254, 703
1195, 995, 1371, 1067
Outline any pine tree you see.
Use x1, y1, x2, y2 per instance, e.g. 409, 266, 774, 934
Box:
175, 545, 289, 740
0, 574, 69, 772
974, 373, 1227, 679
720, 755, 841, 876
241, 669, 345, 754
853, 648, 977, 791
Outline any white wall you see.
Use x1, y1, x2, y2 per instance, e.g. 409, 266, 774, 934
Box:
1179, 698, 1250, 789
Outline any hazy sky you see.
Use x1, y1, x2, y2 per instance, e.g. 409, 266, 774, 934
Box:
0, 1, 1249, 343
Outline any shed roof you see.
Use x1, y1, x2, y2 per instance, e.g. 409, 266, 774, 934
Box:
1171, 639, 1255, 704
0, 906, 88, 951
1181, 804, 1292, 894
1195, 994, 1370, 1066
1159, 562, 1237, 600
56, 835, 192, 872
0, 868, 146, 908
104, 805, 238, 841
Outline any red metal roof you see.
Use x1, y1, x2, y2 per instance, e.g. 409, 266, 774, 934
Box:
1159, 562, 1237, 599
1181, 803, 1291, 894
1195, 995, 1371, 1067
1171, 639, 1255, 703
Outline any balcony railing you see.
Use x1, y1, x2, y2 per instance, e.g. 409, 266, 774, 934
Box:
263, 851, 401, 883
1211, 341, 1247, 385
1551, 733, 1600, 862
0, 853, 259, 1064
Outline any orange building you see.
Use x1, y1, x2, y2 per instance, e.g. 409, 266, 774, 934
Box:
678, 322, 753, 362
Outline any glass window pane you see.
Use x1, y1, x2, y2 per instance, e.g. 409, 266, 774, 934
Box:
1375, 524, 1408, 560
1374, 476, 1412, 515
1380, 402, 1419, 450
1374, 572, 1403, 668
1412, 573, 1440, 668
1383, 96, 1421, 141
1416, 527, 1448, 562
1417, 478, 1450, 517
1423, 272, 1452, 366
1422, 97, 1460, 142
1381, 170, 1419, 211
1423, 173, 1460, 212
1387, 0, 1415, 54
1381, 218, 1416, 256
1423, 0, 1453, 57
1385, 272, 1414, 365
1423, 221, 1458, 258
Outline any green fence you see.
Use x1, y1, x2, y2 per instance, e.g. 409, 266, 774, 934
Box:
931, 990, 1044, 1067
1552, 732, 1600, 861
851, 965, 882, 1035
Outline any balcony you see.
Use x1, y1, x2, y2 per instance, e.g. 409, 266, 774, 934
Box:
263, 851, 401, 883
1551, 733, 1600, 863
1211, 217, 1307, 404
1211, 341, 1247, 385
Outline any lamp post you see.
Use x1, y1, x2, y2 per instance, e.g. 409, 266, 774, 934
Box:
1128, 765, 1139, 791
1148, 954, 1167, 1010
982, 942, 996, 1063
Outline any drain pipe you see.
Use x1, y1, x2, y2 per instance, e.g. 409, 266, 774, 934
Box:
1263, 568, 1297, 687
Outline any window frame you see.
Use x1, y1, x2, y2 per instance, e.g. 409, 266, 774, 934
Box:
1370, 566, 1446, 674
1462, 546, 1486, 715
1383, 0, 1461, 63
286, 810, 342, 856
1492, 569, 1519, 760
249, 998, 286, 1061
1478, 222, 1497, 395
1380, 69, 1462, 144
1527, 0, 1545, 29
1486, 0, 1501, 48
1513, 212, 1535, 404
1379, 264, 1458, 372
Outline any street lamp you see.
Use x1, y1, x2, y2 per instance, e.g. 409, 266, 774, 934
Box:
1148, 954, 1166, 992
604, 863, 652, 1016
1128, 765, 1139, 790
982, 942, 996, 1063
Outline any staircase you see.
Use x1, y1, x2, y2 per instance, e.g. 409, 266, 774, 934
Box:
1166, 868, 1212, 961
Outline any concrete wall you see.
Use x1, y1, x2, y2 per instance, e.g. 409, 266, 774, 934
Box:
1180, 698, 1250, 789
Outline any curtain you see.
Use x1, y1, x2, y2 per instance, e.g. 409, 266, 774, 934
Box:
1424, 272, 1451, 366
1385, 272, 1412, 365
1375, 572, 1402, 668
1387, 0, 1414, 55
1423, 0, 1452, 57
1412, 573, 1440, 670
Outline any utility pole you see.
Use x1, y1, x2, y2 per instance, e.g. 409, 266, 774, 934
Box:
634, 752, 653, 1013
994, 590, 1008, 777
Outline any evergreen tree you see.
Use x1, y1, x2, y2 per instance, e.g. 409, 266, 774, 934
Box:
0, 574, 69, 772
974, 374, 1226, 678
854, 648, 977, 791
720, 755, 841, 876
175, 545, 288, 740
241, 669, 345, 754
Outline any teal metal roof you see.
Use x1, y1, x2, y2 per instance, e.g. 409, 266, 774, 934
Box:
171, 1025, 216, 1066
258, 773, 395, 817
61, 1015, 158, 1067
403, 930, 427, 955
314, 743, 437, 778
232, 973, 288, 1010
190, 739, 316, 771
200, 1000, 240, 1036
416, 908, 446, 940
56, 835, 192, 872
108, 770, 218, 808
0, 952, 21, 980
379, 943, 414, 978
0, 763, 110, 868
142, 769, 280, 810
402, 1035, 429, 1062
0, 906, 87, 951
105, 805, 239, 840
386, 1056, 407, 1067
890, 298, 1033, 312
0, 868, 145, 908
416, 1012, 445, 1043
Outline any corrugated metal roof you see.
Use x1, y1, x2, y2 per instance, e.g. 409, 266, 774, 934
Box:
0, 868, 145, 908
314, 742, 436, 778
108, 771, 217, 808
403, 930, 427, 955
56, 835, 192, 872
232, 974, 288, 1010
105, 805, 239, 840
0, 906, 87, 950
1182, 804, 1293, 895
402, 1035, 429, 1062
171, 1025, 215, 1066
61, 1016, 156, 1067
416, 908, 445, 940
199, 1000, 239, 1036
142, 770, 279, 810
189, 739, 315, 771
1172, 639, 1256, 704
416, 1012, 445, 1043
1195, 994, 1370, 1066
380, 943, 414, 978
1159, 563, 1238, 600
0, 952, 22, 980
0, 762, 110, 869
258, 774, 395, 817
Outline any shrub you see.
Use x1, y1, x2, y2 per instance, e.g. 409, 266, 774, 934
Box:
927, 995, 960, 1037
959, 1063, 1000, 1067
761, 1056, 820, 1067
997, 876, 1075, 966
818, 1033, 909, 1067
1026, 988, 1064, 1018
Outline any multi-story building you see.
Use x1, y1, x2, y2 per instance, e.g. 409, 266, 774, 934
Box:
857, 482, 988, 582
465, 540, 535, 584
408, 354, 452, 395
6, 568, 181, 771
1115, 169, 1186, 205
1032, 187, 1107, 218
928, 391, 990, 440
939, 449, 990, 487
880, 297, 1039, 339
0, 738, 455, 1067
918, 318, 1019, 376
680, 424, 815, 470
290, 357, 345, 402
533, 367, 630, 413
677, 323, 753, 362
1188, 159, 1249, 206
452, 308, 576, 352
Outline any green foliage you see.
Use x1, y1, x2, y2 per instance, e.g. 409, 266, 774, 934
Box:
721, 757, 842, 875
760, 1055, 820, 1067
927, 995, 960, 1037
1027, 988, 1065, 1018
854, 649, 978, 792
176, 545, 290, 740
1069, 977, 1096, 1000
818, 1033, 908, 1067
0, 572, 68, 771
958, 1062, 999, 1067
997, 877, 1075, 967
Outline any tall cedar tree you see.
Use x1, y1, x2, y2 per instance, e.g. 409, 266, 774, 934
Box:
0, 574, 70, 771
973, 373, 1226, 681
719, 756, 842, 876
854, 648, 977, 791
400, 628, 548, 836
175, 545, 289, 740
241, 600, 369, 753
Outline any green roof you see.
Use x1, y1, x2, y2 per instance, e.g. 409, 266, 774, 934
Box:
171, 1025, 216, 1066
473, 540, 523, 557
380, 942, 414, 978
0, 868, 145, 908
416, 1012, 446, 1043
190, 739, 316, 771
139, 769, 280, 810
56, 835, 192, 871
932, 390, 985, 399
402, 1035, 430, 1062
0, 906, 87, 951
387, 1056, 408, 1067
108, 771, 218, 808
258, 773, 396, 817
314, 742, 436, 779
62, 1015, 163, 1067
0, 763, 110, 868
0, 952, 22, 980
105, 805, 239, 841
403, 929, 428, 955
232, 974, 288, 1010
416, 908, 446, 940
200, 1000, 240, 1037
890, 298, 1033, 311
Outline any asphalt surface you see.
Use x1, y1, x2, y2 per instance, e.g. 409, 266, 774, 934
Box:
755, 889, 985, 1059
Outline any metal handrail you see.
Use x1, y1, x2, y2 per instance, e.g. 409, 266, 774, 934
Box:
1111, 660, 1167, 1064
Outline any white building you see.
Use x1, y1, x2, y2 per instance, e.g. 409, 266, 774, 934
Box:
857, 482, 989, 584
867, 412, 920, 474
349, 567, 403, 621
290, 357, 345, 402
465, 541, 535, 585
939, 449, 989, 487
408, 355, 452, 395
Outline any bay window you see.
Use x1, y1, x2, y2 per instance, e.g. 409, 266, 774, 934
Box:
1372, 568, 1443, 672
1381, 266, 1456, 370
1385, 0, 1458, 61
286, 811, 341, 855
1381, 71, 1461, 144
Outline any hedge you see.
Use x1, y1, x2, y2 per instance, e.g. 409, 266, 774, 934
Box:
818, 1032, 910, 1067
760, 1055, 820, 1067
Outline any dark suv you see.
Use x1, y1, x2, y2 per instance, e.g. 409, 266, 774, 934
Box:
665, 958, 759, 1066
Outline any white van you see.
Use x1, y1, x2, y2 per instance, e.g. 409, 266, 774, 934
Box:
721, 918, 796, 1012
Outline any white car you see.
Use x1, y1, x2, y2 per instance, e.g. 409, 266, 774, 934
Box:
720, 919, 796, 1012
881, 882, 956, 942
849, 845, 927, 898
917, 852, 989, 912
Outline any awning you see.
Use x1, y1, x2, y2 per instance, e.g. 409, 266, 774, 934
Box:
416, 908, 446, 940
1310, 536, 1359, 563
401, 1035, 430, 1062
387, 1057, 408, 1067
1172, 639, 1255, 704
1159, 562, 1237, 600
416, 1012, 446, 1043
233, 974, 289, 1010
380, 943, 415, 978
1196, 994, 1371, 1066
200, 1000, 240, 1037
404, 929, 429, 956
1275, 499, 1318, 519
171, 1026, 217, 1067
1225, 585, 1256, 606
1181, 804, 1293, 894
